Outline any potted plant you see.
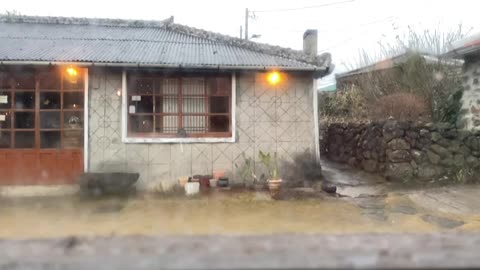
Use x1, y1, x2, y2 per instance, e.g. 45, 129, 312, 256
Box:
235, 153, 263, 190
258, 150, 282, 198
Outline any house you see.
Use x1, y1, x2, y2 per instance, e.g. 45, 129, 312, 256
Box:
445, 32, 480, 130
0, 15, 331, 189
336, 51, 462, 91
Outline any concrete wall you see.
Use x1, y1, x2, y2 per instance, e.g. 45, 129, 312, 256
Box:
88, 68, 315, 190
458, 55, 480, 130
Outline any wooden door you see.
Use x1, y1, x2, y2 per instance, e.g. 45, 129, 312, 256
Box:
0, 67, 84, 185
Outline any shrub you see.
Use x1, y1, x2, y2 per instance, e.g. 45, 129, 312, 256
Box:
371, 93, 430, 121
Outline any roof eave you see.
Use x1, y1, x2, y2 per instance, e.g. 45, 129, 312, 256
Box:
0, 60, 325, 72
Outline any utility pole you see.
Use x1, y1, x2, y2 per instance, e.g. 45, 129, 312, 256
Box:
244, 8, 249, 40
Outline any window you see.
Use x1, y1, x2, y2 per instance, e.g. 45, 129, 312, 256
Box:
126, 73, 233, 141
0, 69, 84, 149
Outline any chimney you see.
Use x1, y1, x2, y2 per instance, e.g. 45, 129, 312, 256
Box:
303, 29, 318, 58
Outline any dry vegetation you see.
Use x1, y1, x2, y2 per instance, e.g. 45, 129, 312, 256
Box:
320, 26, 468, 124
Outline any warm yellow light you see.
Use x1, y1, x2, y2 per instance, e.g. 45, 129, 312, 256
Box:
267, 71, 281, 85
66, 67, 78, 77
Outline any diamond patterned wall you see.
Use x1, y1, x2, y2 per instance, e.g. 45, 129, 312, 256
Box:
88, 70, 315, 190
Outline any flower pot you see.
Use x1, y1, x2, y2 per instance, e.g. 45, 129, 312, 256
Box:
218, 177, 229, 188
199, 176, 210, 190
267, 179, 283, 199
178, 176, 189, 187
213, 170, 225, 180
209, 178, 218, 188
184, 182, 200, 196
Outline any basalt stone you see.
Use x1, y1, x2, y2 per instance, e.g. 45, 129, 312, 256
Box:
411, 150, 426, 163
362, 159, 378, 173
385, 162, 413, 181
431, 132, 443, 142
430, 144, 451, 158
383, 120, 405, 142
421, 214, 465, 229
387, 149, 411, 163
79, 172, 139, 196
388, 138, 410, 151
427, 150, 441, 165
417, 165, 444, 179
466, 156, 480, 168
465, 136, 480, 151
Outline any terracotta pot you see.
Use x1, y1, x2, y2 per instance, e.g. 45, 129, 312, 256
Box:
209, 178, 218, 188
199, 176, 210, 189
213, 170, 225, 179
267, 179, 283, 198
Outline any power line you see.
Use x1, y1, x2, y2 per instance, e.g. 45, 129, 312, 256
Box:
252, 0, 355, 13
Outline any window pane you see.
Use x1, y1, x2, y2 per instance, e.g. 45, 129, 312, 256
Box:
63, 71, 84, 90
39, 72, 60, 90
14, 92, 35, 109
0, 131, 10, 148
134, 79, 154, 95
13, 73, 35, 89
208, 77, 230, 95
0, 91, 11, 109
130, 96, 153, 113
14, 131, 35, 148
14, 112, 35, 129
40, 131, 61, 148
156, 96, 178, 113
63, 130, 83, 148
209, 115, 229, 132
183, 116, 206, 133
158, 116, 178, 133
162, 79, 178, 95
64, 112, 83, 129
210, 96, 229, 113
0, 73, 11, 89
40, 112, 61, 129
40, 92, 61, 109
0, 111, 11, 129
182, 78, 205, 95
183, 96, 205, 113
129, 115, 153, 133
64, 92, 83, 109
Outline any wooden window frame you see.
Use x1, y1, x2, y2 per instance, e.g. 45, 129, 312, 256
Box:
0, 69, 84, 150
122, 71, 236, 143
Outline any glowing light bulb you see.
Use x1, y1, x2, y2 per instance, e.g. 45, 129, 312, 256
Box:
267, 71, 281, 85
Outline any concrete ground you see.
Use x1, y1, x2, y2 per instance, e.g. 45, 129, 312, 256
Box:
2, 233, 480, 269
1, 160, 480, 268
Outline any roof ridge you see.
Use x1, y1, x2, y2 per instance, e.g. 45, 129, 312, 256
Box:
166, 23, 331, 70
0, 14, 174, 28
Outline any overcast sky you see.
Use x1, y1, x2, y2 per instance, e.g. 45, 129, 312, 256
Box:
3, 0, 479, 86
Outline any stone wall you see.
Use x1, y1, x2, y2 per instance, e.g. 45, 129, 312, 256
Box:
88, 68, 315, 190
323, 120, 480, 182
458, 55, 480, 131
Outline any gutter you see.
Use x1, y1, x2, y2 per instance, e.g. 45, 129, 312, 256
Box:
0, 60, 327, 73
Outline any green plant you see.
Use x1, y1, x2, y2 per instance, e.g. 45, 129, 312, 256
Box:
258, 150, 280, 180
235, 153, 257, 184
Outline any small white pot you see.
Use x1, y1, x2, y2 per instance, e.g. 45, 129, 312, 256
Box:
209, 178, 218, 188
184, 182, 200, 196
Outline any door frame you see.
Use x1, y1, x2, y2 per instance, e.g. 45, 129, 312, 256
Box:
83, 68, 89, 172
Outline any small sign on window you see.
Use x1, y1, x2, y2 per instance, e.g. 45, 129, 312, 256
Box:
0, 114, 5, 121
129, 105, 136, 114
0, 95, 7, 104
132, 96, 141, 101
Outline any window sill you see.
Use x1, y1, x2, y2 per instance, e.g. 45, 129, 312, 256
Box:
122, 136, 235, 144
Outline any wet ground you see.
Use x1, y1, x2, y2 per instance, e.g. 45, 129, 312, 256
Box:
1, 160, 480, 239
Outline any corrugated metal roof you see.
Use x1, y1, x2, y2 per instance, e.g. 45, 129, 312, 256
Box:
444, 32, 480, 58
0, 16, 327, 71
